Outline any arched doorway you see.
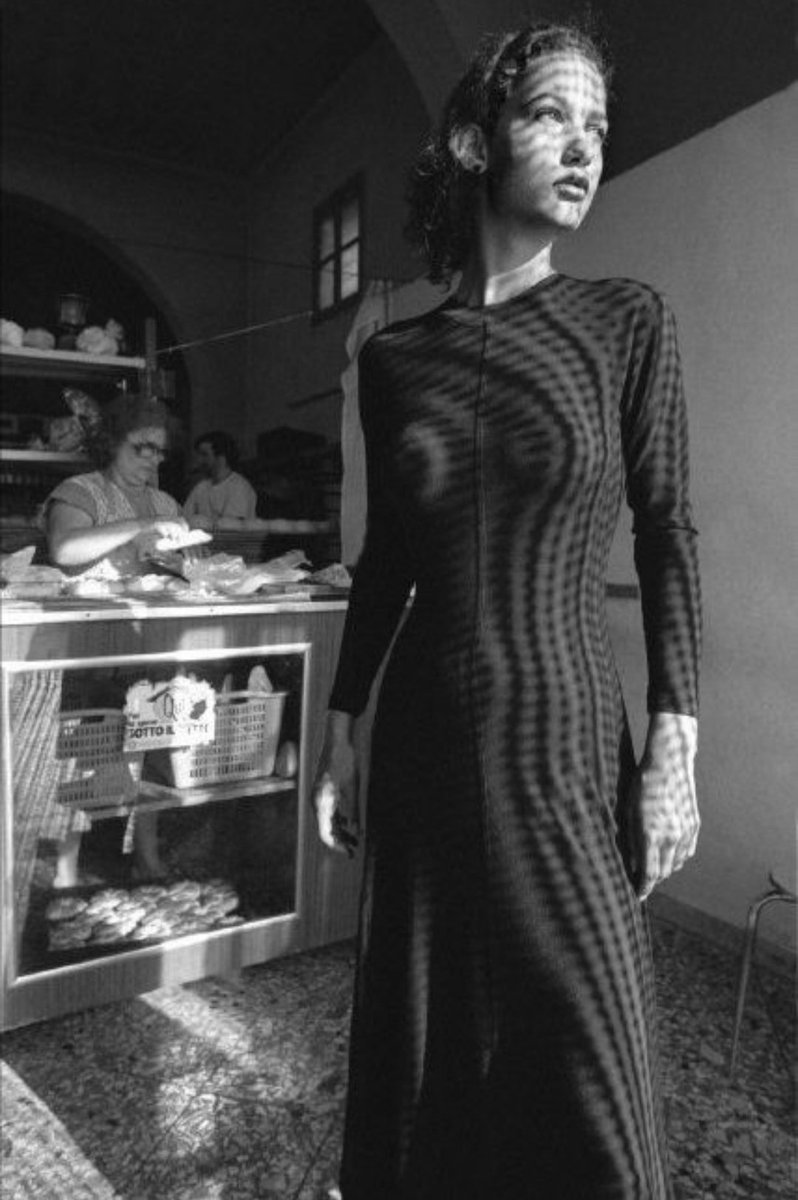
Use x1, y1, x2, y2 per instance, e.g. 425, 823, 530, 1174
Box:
1, 192, 191, 500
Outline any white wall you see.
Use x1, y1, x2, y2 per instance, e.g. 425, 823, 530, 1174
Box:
245, 34, 429, 447
558, 86, 798, 950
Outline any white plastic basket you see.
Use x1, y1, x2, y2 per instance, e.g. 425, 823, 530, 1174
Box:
157, 690, 287, 789
56, 708, 143, 809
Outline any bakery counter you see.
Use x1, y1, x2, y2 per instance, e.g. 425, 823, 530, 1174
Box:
0, 518, 338, 564
0, 594, 359, 1030
209, 521, 338, 565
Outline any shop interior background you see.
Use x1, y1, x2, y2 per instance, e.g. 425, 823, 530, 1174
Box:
1, 0, 795, 954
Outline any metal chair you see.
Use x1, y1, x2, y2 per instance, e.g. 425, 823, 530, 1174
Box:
728, 868, 796, 1075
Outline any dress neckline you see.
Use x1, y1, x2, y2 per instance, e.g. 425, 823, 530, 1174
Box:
105, 472, 158, 518
439, 271, 563, 323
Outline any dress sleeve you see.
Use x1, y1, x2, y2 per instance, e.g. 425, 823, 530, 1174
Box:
621, 290, 702, 717
328, 343, 415, 716
44, 475, 99, 523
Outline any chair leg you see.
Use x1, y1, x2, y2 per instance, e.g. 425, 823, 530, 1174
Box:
728, 889, 785, 1076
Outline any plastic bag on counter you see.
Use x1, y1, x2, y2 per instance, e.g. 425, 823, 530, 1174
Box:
1, 546, 65, 598
308, 562, 352, 589
0, 545, 36, 579
181, 548, 310, 596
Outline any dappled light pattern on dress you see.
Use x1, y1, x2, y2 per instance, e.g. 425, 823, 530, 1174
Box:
329, 273, 701, 1199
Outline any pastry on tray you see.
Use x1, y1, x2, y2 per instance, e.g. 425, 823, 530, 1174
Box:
45, 895, 89, 922
45, 877, 245, 950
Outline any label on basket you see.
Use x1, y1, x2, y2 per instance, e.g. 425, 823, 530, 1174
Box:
123, 676, 217, 751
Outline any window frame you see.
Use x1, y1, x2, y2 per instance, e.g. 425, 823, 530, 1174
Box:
312, 173, 364, 320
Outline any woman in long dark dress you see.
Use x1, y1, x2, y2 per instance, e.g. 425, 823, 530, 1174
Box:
313, 21, 701, 1199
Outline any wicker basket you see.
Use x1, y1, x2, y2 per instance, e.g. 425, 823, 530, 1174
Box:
56, 708, 144, 810
154, 690, 287, 789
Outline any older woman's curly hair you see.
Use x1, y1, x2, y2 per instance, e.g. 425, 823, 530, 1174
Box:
405, 20, 613, 285
87, 392, 180, 468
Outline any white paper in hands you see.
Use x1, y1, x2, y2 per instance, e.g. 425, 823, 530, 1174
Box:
152, 527, 213, 553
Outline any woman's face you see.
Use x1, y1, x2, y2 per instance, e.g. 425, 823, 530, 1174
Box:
485, 51, 608, 237
112, 424, 168, 487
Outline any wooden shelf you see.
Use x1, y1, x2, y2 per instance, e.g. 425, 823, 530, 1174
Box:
0, 448, 89, 467
68, 775, 296, 821
0, 345, 145, 380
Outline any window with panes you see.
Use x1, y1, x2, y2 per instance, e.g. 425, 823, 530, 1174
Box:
313, 176, 363, 316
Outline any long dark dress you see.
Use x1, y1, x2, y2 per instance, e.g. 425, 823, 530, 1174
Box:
328, 273, 701, 1199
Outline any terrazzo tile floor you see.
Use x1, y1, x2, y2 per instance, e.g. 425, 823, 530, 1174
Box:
1, 919, 794, 1199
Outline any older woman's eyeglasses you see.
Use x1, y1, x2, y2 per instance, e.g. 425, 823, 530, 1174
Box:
128, 439, 168, 461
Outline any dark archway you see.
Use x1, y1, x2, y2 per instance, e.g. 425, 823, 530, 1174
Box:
1, 192, 191, 498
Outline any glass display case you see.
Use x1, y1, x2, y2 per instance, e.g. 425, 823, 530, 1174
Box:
9, 646, 304, 978
0, 599, 360, 1030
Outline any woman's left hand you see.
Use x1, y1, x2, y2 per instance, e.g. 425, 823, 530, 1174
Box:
627, 712, 699, 901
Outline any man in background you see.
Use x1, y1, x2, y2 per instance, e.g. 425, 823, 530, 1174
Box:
183, 430, 257, 528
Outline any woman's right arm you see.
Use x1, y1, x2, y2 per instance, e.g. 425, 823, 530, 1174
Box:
312, 342, 415, 853
621, 288, 702, 898
313, 710, 359, 856
47, 500, 186, 567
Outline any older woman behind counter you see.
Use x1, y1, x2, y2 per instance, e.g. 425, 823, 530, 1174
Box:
43, 393, 189, 886
45, 392, 189, 576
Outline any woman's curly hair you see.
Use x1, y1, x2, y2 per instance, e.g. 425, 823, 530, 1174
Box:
87, 393, 180, 468
405, 20, 613, 285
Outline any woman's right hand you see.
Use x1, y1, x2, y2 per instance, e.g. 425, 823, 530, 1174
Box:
312, 710, 360, 857
136, 517, 190, 554
146, 516, 190, 538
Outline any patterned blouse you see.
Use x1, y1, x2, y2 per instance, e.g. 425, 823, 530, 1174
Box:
45, 470, 180, 577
